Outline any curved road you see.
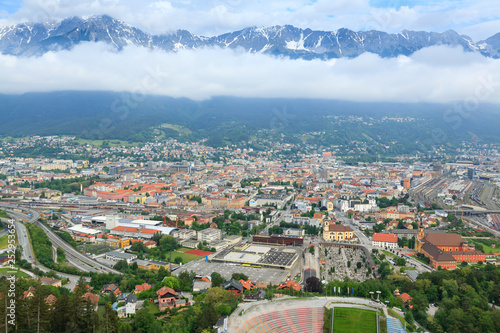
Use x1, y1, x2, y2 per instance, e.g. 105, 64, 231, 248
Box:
1, 204, 121, 275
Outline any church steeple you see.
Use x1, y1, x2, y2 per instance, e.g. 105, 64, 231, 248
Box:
416, 227, 425, 252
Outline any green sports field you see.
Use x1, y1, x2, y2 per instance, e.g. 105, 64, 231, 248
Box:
333, 307, 377, 333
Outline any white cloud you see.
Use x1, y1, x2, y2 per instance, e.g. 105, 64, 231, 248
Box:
1, 43, 499, 104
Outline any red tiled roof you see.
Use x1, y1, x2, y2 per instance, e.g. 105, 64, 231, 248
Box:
140, 228, 158, 234
83, 292, 100, 305
112, 226, 139, 233
135, 283, 152, 293
239, 279, 256, 290
156, 286, 177, 297
399, 292, 412, 302
373, 233, 398, 243
277, 280, 302, 291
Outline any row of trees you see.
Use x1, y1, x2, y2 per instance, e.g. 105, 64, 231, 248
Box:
0, 278, 129, 333
18, 176, 100, 195
26, 224, 84, 276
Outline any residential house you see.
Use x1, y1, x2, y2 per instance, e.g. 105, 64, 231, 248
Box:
134, 283, 152, 294
23, 286, 36, 299
277, 280, 302, 292
101, 284, 121, 296
156, 286, 185, 311
39, 277, 62, 288
221, 280, 243, 296
83, 292, 100, 311
45, 294, 57, 306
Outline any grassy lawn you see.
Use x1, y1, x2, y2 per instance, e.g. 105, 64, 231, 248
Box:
143, 302, 160, 315
379, 316, 388, 333
466, 239, 499, 254
0, 209, 10, 219
168, 251, 201, 264
0, 233, 17, 250
382, 250, 396, 258
159, 123, 193, 136
176, 247, 191, 253
333, 308, 377, 333
0, 235, 9, 249
0, 267, 30, 278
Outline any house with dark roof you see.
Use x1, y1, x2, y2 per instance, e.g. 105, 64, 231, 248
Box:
243, 290, 266, 302
221, 279, 243, 295
115, 293, 138, 317
0, 255, 11, 264
100, 284, 121, 296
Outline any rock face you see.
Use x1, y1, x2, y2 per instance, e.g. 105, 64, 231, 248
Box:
0, 15, 497, 59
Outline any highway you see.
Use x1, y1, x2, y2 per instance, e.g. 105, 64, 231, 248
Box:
1, 204, 121, 275
36, 221, 122, 274
4, 210, 90, 289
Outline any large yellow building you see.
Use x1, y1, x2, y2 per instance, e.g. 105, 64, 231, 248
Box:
323, 223, 354, 242
137, 259, 170, 271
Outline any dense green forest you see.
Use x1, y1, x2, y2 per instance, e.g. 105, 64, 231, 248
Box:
1, 92, 500, 155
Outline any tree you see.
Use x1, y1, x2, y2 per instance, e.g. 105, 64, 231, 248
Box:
113, 259, 129, 273
231, 273, 248, 281
164, 276, 180, 290
133, 307, 154, 333
305, 277, 322, 293
178, 270, 196, 291
405, 311, 415, 326
203, 287, 231, 308
100, 302, 119, 333
149, 321, 163, 333
211, 272, 225, 288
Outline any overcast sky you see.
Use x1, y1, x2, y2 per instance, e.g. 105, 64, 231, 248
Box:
1, 0, 500, 104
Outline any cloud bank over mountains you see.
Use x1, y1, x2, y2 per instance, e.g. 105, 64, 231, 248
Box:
1, 42, 499, 104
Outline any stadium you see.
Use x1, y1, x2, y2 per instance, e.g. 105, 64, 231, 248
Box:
210, 244, 300, 270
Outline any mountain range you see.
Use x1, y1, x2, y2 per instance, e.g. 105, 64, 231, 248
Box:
1, 15, 499, 59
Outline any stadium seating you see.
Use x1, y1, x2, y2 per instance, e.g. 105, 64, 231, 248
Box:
237, 307, 324, 333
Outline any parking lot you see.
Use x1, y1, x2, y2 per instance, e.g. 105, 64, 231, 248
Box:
173, 260, 290, 284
